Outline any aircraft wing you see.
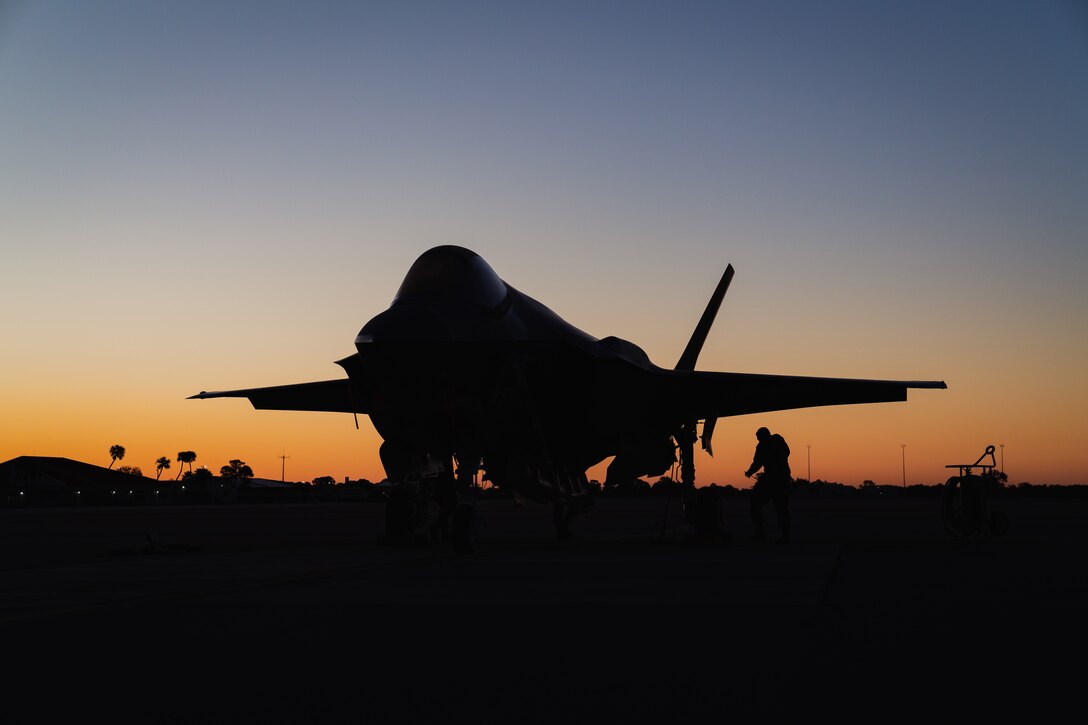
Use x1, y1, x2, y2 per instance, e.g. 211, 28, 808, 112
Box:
188, 379, 365, 413
661, 370, 946, 420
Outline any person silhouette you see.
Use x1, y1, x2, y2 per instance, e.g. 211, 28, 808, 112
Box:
744, 426, 792, 544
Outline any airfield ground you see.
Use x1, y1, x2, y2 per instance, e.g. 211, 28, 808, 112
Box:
2, 495, 1085, 723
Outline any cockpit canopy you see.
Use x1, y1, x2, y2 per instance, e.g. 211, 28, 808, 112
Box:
393, 245, 508, 312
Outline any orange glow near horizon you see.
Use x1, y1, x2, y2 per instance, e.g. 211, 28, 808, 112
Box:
1, 249, 1085, 487
0, 360, 1080, 487
2, 240, 1085, 487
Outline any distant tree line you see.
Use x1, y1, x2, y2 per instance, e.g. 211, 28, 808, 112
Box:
599, 473, 1085, 498
104, 445, 256, 484
100, 444, 1080, 499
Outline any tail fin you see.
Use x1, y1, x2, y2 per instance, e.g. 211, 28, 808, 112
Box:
675, 264, 733, 371
607, 264, 734, 479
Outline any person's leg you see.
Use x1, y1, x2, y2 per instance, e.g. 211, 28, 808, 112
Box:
772, 480, 790, 543
750, 484, 767, 540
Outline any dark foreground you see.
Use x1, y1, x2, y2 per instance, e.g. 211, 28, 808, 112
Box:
2, 495, 1085, 723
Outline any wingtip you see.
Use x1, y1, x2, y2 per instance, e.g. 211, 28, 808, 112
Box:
187, 391, 207, 400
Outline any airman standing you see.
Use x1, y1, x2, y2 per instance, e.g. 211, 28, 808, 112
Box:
744, 427, 792, 544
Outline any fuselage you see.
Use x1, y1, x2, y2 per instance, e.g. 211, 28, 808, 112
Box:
341, 245, 671, 497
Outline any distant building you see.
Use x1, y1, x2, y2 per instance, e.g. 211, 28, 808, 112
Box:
244, 477, 296, 489
0, 456, 164, 506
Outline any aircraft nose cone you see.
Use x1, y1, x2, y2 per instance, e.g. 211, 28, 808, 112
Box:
355, 302, 452, 349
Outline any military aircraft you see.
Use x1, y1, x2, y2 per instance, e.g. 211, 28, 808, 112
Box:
191, 245, 945, 545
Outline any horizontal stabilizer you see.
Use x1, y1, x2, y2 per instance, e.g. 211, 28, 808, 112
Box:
189, 379, 364, 413
659, 371, 946, 420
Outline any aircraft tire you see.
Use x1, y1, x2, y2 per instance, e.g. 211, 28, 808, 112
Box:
451, 503, 478, 555
383, 488, 417, 542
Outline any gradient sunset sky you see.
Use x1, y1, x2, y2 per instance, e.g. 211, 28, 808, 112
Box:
2, 1, 1085, 486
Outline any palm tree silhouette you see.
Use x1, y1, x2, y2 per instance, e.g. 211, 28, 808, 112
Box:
109, 444, 126, 469
155, 456, 171, 480
220, 459, 254, 481
176, 451, 196, 479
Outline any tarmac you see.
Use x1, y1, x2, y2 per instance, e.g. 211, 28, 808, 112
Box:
2, 494, 1085, 723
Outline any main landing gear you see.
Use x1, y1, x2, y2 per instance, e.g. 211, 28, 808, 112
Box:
380, 483, 429, 545
448, 455, 482, 554
655, 422, 726, 544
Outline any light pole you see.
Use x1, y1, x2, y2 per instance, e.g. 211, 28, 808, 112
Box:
901, 444, 906, 488
278, 452, 290, 482
807, 444, 811, 483
1000, 444, 1005, 475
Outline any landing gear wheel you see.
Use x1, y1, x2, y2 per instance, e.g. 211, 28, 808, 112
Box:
383, 487, 421, 543
451, 503, 479, 555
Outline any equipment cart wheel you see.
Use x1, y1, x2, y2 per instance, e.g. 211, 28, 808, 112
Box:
941, 475, 984, 538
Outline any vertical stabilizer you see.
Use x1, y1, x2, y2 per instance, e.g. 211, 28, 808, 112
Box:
675, 264, 733, 371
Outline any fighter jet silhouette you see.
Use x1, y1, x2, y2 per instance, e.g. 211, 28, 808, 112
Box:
192, 246, 945, 542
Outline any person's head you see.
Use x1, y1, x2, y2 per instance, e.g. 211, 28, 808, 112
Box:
756, 427, 770, 442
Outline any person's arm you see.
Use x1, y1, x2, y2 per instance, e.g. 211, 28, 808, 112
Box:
744, 445, 764, 477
